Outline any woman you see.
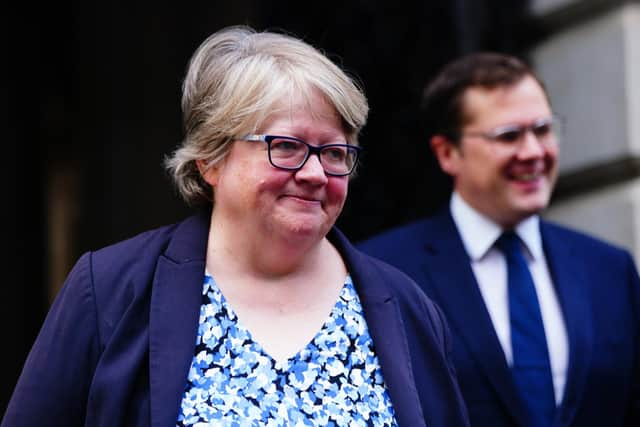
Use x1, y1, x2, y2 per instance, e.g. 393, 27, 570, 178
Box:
3, 26, 468, 426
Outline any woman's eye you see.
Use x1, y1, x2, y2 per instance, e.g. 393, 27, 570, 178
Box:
272, 139, 302, 151
323, 147, 347, 161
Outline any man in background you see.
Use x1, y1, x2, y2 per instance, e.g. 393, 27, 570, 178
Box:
358, 52, 640, 426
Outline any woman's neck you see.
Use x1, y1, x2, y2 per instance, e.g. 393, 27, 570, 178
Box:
203, 210, 347, 363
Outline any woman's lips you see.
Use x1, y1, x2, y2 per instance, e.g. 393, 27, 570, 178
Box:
282, 194, 322, 205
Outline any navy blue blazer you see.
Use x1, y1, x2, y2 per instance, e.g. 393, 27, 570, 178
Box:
358, 208, 640, 427
3, 210, 469, 427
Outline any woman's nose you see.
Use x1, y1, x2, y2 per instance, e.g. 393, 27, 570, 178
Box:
295, 153, 329, 183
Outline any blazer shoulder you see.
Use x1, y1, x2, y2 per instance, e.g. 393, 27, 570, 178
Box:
91, 221, 180, 271
359, 250, 418, 285
541, 220, 634, 259
359, 217, 433, 244
68, 218, 190, 328
354, 249, 437, 310
356, 250, 451, 346
357, 218, 435, 256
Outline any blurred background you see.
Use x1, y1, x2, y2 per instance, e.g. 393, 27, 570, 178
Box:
5, 0, 640, 414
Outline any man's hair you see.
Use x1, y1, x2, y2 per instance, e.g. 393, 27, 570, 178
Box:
165, 25, 369, 206
421, 52, 548, 144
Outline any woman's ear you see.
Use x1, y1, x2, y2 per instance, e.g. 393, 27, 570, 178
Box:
197, 159, 220, 187
430, 134, 461, 177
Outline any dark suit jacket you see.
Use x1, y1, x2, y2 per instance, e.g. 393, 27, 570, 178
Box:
357, 208, 640, 427
3, 210, 469, 427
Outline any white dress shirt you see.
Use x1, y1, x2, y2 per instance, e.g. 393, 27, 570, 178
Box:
450, 192, 568, 405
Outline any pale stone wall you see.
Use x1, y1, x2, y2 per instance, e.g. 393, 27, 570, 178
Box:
544, 179, 640, 257
529, 0, 640, 263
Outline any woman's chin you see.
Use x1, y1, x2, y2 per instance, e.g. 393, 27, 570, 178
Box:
274, 217, 331, 242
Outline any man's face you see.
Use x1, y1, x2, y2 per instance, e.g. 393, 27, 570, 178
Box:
434, 75, 559, 228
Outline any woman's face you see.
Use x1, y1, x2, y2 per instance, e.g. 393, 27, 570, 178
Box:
203, 90, 350, 244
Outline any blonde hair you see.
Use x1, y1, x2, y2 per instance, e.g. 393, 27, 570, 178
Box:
165, 25, 369, 206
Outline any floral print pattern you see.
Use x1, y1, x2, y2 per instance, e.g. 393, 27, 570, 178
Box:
177, 274, 397, 426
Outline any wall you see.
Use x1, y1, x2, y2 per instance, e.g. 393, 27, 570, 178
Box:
531, 0, 640, 262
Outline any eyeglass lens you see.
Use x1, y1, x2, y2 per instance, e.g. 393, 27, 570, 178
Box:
491, 119, 557, 144
268, 137, 357, 175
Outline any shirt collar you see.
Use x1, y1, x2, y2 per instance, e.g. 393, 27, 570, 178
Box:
450, 192, 543, 261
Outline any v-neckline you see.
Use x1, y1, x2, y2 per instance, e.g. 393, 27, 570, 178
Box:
204, 273, 352, 370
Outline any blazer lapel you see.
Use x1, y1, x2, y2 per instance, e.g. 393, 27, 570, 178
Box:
149, 211, 210, 427
330, 228, 426, 427
363, 291, 427, 427
541, 223, 592, 427
421, 210, 530, 426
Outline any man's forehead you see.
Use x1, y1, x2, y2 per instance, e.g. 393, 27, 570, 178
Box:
460, 76, 550, 126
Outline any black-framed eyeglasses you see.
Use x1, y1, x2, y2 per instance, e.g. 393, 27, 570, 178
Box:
241, 134, 362, 176
460, 115, 564, 146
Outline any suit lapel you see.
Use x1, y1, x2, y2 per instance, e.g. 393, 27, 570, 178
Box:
421, 210, 530, 425
330, 228, 426, 427
149, 211, 210, 427
541, 223, 592, 427
362, 292, 427, 427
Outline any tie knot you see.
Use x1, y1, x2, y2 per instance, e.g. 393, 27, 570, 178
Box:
495, 230, 522, 256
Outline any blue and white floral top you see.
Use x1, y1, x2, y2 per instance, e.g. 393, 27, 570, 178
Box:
177, 274, 398, 426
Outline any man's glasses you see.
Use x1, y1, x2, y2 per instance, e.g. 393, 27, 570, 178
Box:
241, 134, 362, 176
460, 116, 563, 147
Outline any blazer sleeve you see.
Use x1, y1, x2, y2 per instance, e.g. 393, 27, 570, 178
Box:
2, 252, 101, 427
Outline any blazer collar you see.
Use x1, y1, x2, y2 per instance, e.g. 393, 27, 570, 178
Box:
149, 209, 210, 427
329, 227, 427, 426
161, 208, 210, 263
